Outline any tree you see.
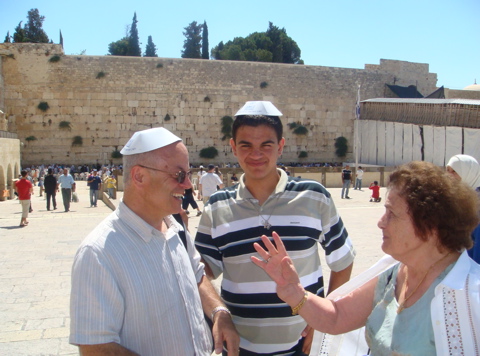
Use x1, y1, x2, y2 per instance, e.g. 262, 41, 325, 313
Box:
211, 22, 302, 64
4, 31, 11, 43
144, 35, 158, 57
108, 37, 129, 56
182, 21, 202, 59
13, 21, 27, 43
211, 41, 224, 60
127, 12, 141, 56
24, 8, 49, 43
202, 21, 209, 59
59, 30, 63, 47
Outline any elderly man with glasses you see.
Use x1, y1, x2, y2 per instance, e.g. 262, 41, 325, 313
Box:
70, 127, 239, 356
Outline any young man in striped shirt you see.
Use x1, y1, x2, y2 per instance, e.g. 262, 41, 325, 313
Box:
195, 101, 356, 355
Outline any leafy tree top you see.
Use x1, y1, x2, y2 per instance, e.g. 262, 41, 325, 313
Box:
211, 22, 302, 64
12, 9, 50, 43
127, 12, 141, 56
182, 21, 202, 59
202, 21, 209, 59
108, 37, 129, 56
144, 35, 158, 57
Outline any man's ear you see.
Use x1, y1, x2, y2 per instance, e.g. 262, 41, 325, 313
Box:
278, 137, 285, 155
131, 166, 144, 186
230, 138, 237, 157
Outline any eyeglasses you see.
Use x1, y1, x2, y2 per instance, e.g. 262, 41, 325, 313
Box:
137, 165, 190, 183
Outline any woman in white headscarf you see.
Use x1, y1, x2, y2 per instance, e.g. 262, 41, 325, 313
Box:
447, 154, 480, 263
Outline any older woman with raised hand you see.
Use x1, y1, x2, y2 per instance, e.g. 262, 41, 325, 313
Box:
252, 161, 480, 355
447, 154, 480, 264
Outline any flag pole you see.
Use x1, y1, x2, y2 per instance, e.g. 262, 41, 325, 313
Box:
354, 85, 360, 173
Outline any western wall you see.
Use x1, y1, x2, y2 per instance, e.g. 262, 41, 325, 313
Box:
0, 43, 438, 167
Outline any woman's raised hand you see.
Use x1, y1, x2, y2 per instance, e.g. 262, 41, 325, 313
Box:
251, 232, 303, 304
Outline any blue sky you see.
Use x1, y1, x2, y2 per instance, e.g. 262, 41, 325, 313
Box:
1, 0, 478, 90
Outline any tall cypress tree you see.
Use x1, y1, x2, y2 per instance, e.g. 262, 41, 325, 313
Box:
181, 21, 202, 59
202, 21, 209, 59
127, 12, 141, 56
59, 30, 63, 47
144, 35, 158, 57
4, 31, 11, 43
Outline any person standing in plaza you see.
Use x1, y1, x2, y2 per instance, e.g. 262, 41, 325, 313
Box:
70, 127, 239, 355
57, 168, 75, 212
87, 169, 102, 207
197, 165, 206, 200
14, 170, 33, 227
44, 168, 58, 211
354, 166, 364, 190
195, 101, 355, 355
199, 164, 224, 204
105, 174, 117, 199
182, 186, 202, 216
341, 164, 352, 199
38, 176, 44, 197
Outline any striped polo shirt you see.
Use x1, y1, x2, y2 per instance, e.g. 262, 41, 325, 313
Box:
195, 169, 356, 355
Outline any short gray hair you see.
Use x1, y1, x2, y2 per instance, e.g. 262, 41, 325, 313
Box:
123, 150, 162, 186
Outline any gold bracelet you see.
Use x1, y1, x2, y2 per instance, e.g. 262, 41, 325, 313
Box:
291, 291, 308, 315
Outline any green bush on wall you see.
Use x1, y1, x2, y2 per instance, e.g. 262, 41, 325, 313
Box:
199, 146, 219, 159
288, 121, 309, 135
335, 136, 348, 157
111, 150, 123, 159
293, 125, 308, 135
298, 151, 308, 158
25, 136, 37, 142
96, 71, 106, 79
260, 81, 268, 89
220, 116, 233, 141
59, 121, 72, 130
38, 102, 50, 112
72, 136, 83, 146
49, 55, 61, 63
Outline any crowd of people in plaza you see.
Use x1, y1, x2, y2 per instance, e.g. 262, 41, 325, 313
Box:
64, 101, 480, 355
13, 163, 120, 219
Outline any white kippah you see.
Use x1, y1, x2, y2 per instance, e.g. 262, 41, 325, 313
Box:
234, 101, 283, 117
120, 127, 182, 155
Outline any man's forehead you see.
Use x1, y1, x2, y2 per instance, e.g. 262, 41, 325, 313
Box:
236, 125, 279, 141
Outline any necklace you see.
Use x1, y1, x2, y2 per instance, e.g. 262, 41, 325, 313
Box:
397, 251, 452, 314
251, 195, 280, 230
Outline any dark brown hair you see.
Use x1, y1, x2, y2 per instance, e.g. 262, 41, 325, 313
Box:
388, 161, 479, 251
232, 115, 283, 142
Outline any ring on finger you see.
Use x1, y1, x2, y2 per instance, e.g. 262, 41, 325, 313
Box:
265, 256, 272, 264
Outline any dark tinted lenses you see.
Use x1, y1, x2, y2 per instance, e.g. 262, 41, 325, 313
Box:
177, 171, 187, 183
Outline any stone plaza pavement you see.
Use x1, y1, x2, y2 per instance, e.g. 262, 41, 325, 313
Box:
0, 183, 386, 355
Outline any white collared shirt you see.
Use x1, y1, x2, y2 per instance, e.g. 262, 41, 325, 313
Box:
70, 201, 212, 355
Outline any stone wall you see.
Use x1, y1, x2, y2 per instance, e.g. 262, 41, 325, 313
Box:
0, 43, 438, 166
445, 88, 480, 100
0, 137, 21, 200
